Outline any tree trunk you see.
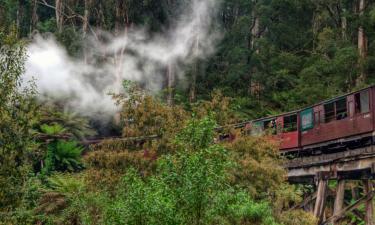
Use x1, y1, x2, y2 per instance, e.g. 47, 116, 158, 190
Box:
190, 33, 200, 103
55, 0, 64, 33
250, 17, 259, 52
341, 9, 347, 40
115, 0, 122, 36
189, 61, 197, 103
357, 0, 367, 85
167, 63, 175, 106
113, 0, 129, 92
358, 0, 367, 58
31, 0, 38, 32
17, 0, 26, 36
83, 0, 90, 64
248, 2, 260, 97
96, 1, 105, 28
83, 0, 90, 36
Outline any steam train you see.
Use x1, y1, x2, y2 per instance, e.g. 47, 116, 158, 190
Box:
237, 85, 375, 156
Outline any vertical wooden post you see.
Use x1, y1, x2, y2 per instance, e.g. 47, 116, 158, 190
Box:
363, 180, 374, 225
333, 180, 345, 225
314, 179, 328, 224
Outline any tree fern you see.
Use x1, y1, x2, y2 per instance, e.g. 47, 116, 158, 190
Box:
43, 141, 84, 174
39, 123, 67, 136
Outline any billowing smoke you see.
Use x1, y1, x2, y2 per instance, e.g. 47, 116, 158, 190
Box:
24, 0, 220, 117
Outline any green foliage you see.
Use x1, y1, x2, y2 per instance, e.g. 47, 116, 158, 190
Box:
36, 173, 103, 225
117, 80, 188, 138
4, 0, 374, 224
39, 106, 96, 140
102, 117, 279, 225
40, 123, 67, 136
226, 135, 285, 199
34, 117, 287, 225
43, 141, 84, 174
0, 36, 37, 211
278, 209, 317, 225
175, 116, 217, 150
35, 110, 94, 174
36, 18, 57, 33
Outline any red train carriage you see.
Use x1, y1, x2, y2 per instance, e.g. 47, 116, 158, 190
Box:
250, 111, 300, 151
246, 85, 375, 154
299, 87, 374, 153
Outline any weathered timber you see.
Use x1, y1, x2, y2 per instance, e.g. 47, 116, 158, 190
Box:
36, 133, 72, 141
344, 200, 365, 221
333, 180, 345, 225
291, 191, 317, 211
363, 180, 374, 225
314, 179, 328, 224
287, 146, 375, 182
322, 189, 374, 225
85, 135, 160, 148
286, 146, 375, 169
291, 187, 336, 211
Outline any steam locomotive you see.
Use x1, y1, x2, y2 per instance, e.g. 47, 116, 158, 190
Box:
239, 85, 375, 156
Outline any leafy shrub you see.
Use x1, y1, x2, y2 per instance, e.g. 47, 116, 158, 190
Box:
40, 123, 67, 136
0, 35, 38, 211
43, 141, 84, 174
278, 209, 317, 225
225, 136, 285, 199
102, 117, 280, 225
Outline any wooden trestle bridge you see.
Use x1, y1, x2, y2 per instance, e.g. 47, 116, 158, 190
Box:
286, 146, 375, 225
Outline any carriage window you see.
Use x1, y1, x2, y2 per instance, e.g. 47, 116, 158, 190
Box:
283, 114, 297, 132
355, 91, 369, 114
264, 119, 277, 135
301, 108, 314, 131
335, 98, 347, 120
324, 102, 335, 123
251, 121, 264, 136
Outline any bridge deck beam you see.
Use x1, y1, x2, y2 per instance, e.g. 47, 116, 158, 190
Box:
287, 146, 375, 182
286, 146, 375, 225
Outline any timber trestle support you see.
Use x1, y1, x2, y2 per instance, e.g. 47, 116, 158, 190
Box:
286, 146, 375, 225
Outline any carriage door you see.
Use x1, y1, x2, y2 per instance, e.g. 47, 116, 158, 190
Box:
313, 105, 324, 135
347, 95, 355, 128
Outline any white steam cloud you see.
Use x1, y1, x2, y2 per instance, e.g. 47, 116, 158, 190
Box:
24, 0, 220, 117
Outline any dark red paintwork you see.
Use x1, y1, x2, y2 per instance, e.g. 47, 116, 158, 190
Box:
251, 86, 375, 151
300, 88, 373, 149
276, 114, 300, 150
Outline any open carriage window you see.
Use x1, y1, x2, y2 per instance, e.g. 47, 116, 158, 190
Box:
324, 102, 335, 123
335, 98, 347, 120
264, 119, 277, 135
324, 98, 348, 123
283, 114, 297, 132
355, 90, 369, 114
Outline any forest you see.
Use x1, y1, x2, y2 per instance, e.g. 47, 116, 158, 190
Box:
0, 0, 375, 224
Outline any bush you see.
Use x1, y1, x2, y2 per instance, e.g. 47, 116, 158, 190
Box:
102, 117, 280, 225
0, 35, 38, 211
43, 140, 84, 174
